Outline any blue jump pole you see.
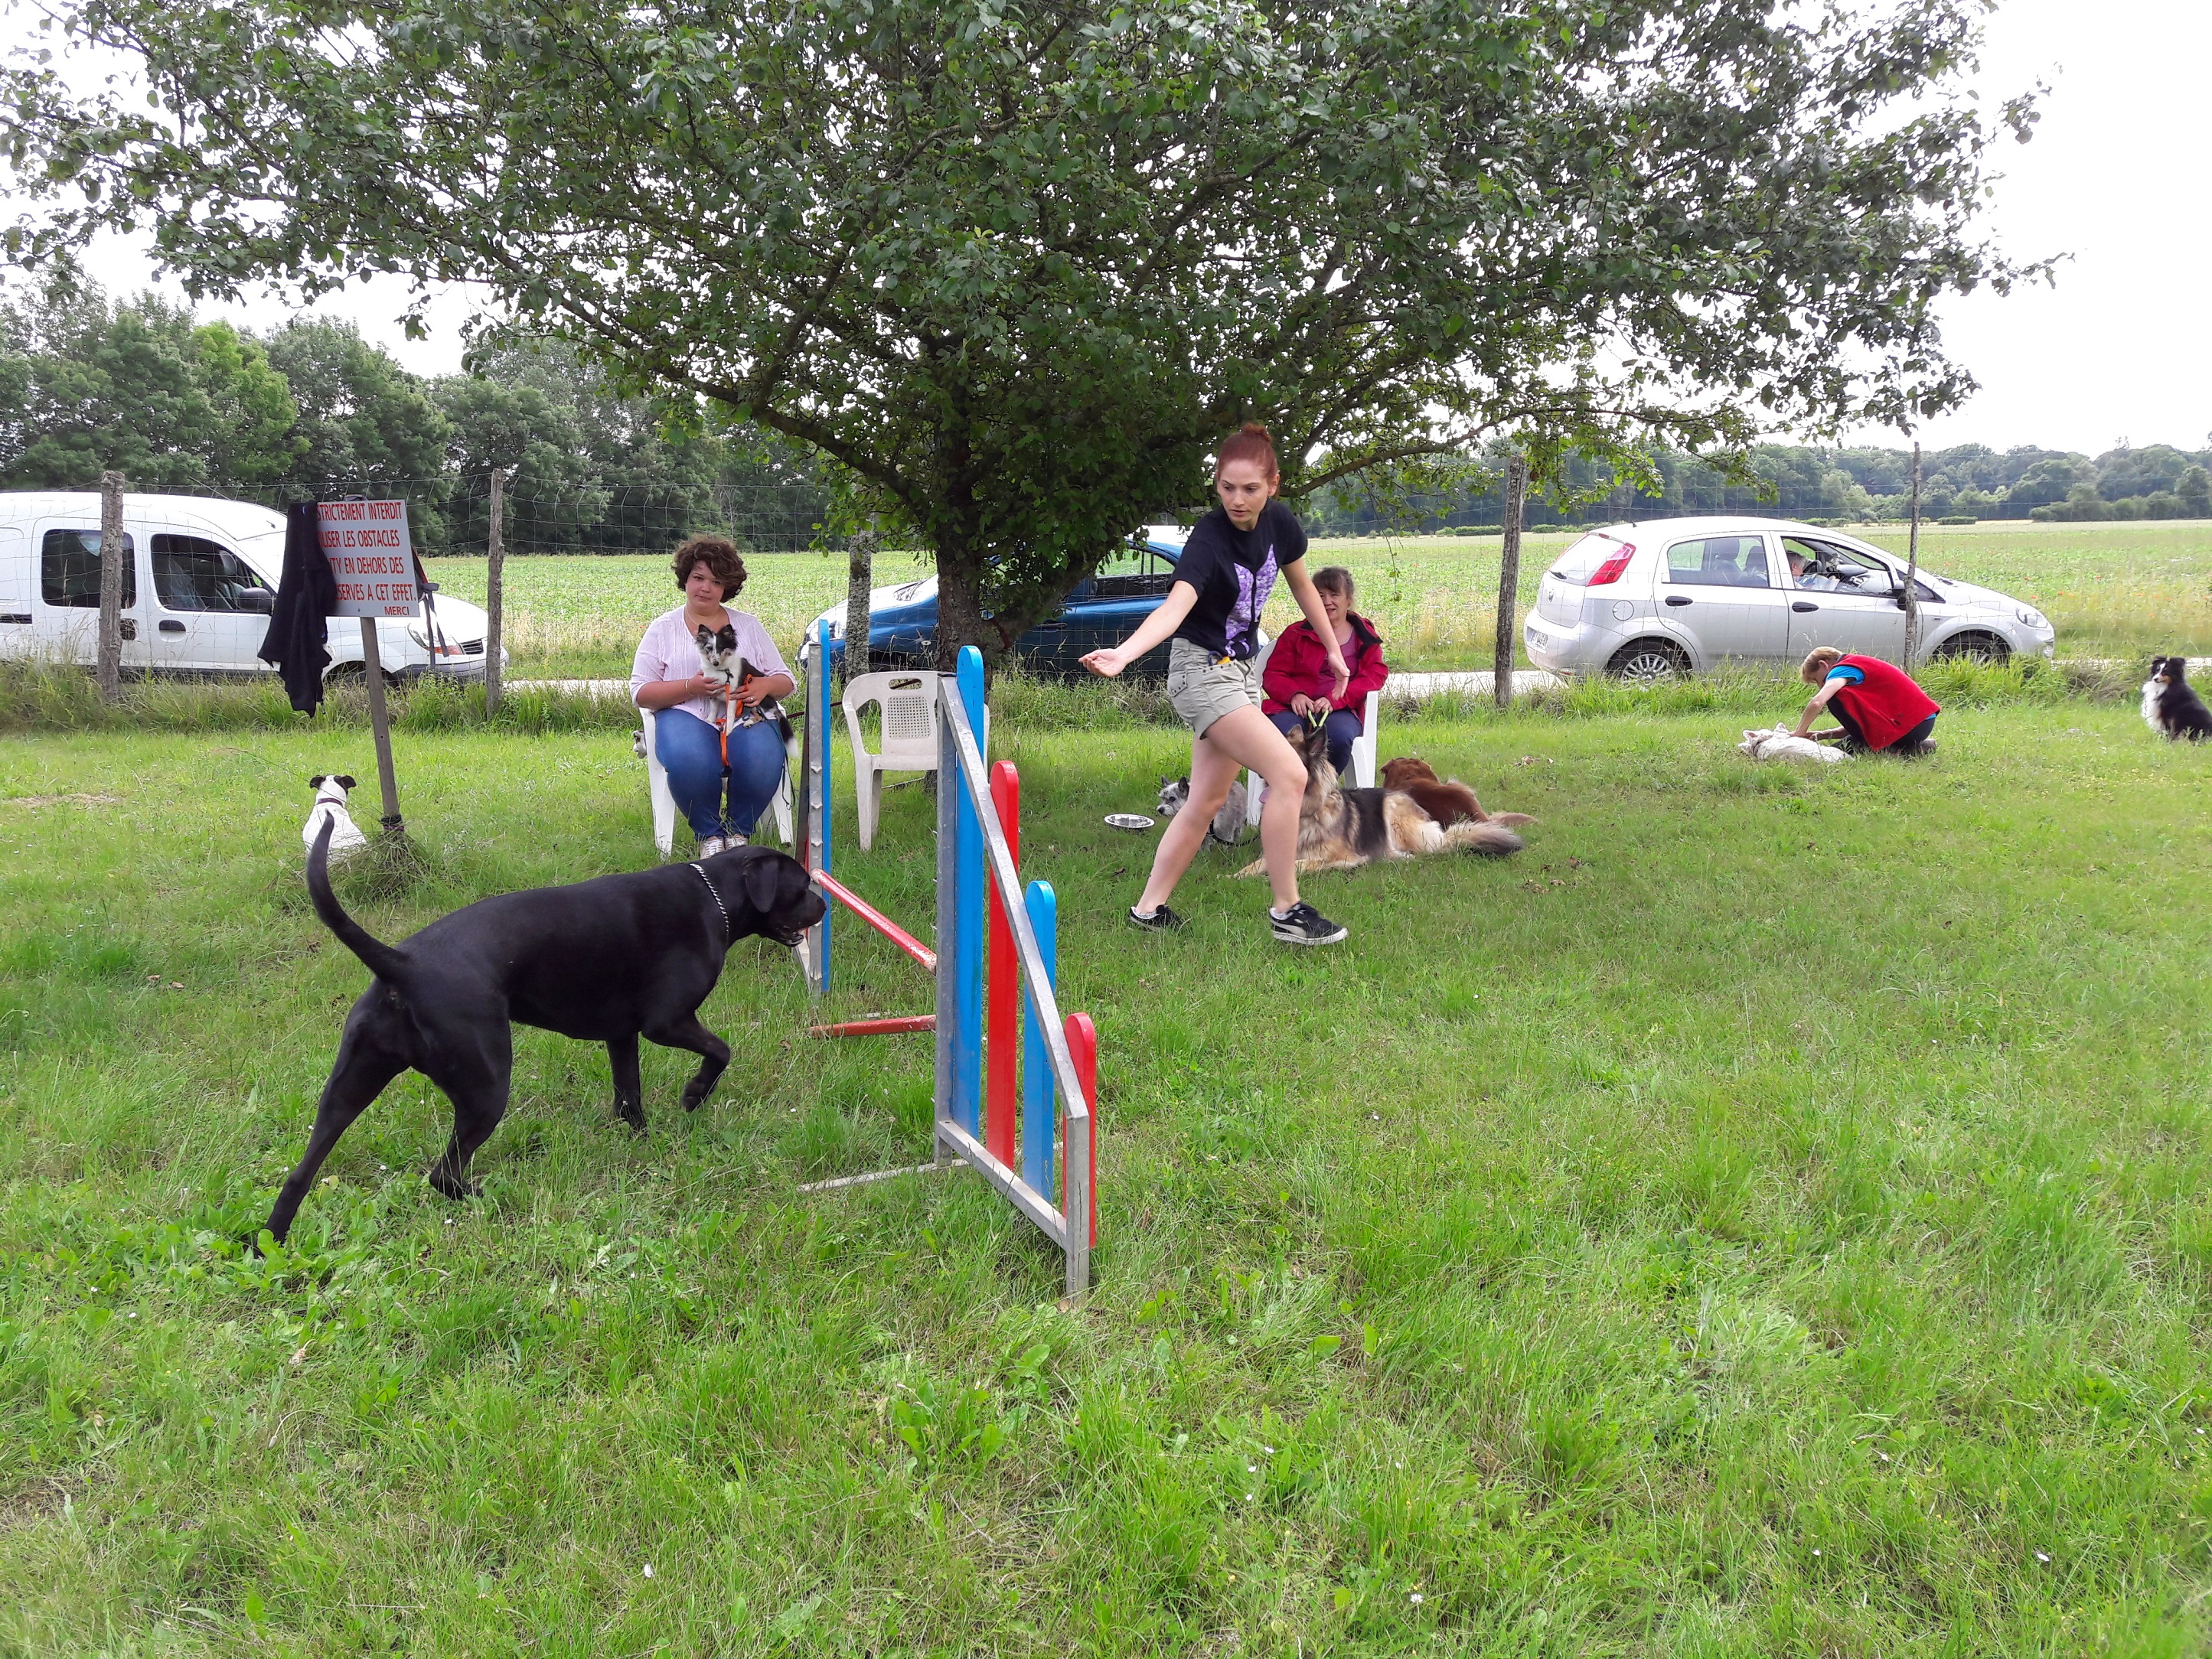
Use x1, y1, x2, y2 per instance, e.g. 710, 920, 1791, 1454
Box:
951, 647, 987, 1136
1020, 878, 1058, 1197
812, 618, 832, 995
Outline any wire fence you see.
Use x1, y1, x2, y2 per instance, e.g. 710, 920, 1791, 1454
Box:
22, 471, 842, 557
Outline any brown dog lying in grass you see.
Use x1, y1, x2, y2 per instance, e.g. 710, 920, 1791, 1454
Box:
1236, 720, 1528, 876
1379, 756, 1537, 830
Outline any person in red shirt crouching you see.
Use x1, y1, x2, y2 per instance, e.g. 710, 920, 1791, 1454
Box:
1261, 566, 1390, 776
1793, 646, 1940, 756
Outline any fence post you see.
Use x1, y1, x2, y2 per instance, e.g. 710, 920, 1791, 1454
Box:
1020, 879, 1057, 1197
1901, 442, 1923, 671
843, 522, 877, 686
1494, 453, 1526, 710
97, 470, 125, 703
484, 468, 506, 715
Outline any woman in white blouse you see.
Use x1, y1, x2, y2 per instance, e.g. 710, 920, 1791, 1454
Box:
629, 536, 796, 855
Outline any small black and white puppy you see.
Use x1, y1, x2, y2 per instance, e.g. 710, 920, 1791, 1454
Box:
694, 624, 794, 745
2142, 655, 2212, 741
302, 773, 369, 856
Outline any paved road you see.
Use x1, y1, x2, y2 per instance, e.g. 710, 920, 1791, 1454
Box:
509, 660, 2165, 704
507, 670, 1567, 700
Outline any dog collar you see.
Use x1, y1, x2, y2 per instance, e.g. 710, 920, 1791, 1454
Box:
690, 862, 730, 944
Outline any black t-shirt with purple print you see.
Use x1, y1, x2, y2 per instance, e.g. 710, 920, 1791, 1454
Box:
1169, 501, 1308, 661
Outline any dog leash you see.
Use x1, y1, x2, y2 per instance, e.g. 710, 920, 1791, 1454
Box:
690, 862, 731, 944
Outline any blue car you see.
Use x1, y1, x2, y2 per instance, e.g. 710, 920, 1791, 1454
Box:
801, 532, 1186, 677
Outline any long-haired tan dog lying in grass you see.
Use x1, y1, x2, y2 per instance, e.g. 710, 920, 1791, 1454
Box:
1236, 717, 1529, 876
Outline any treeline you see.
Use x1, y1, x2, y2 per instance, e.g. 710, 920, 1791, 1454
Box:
1307, 442, 2212, 535
0, 286, 833, 554
9, 288, 2207, 553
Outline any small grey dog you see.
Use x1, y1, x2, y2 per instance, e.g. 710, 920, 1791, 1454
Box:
1157, 774, 1251, 846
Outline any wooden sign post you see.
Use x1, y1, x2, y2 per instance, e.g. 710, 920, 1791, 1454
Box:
317, 500, 419, 836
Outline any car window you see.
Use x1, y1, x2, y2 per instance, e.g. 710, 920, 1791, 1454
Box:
1545, 531, 1634, 586
152, 533, 272, 613
1663, 535, 1773, 588
1090, 540, 1178, 601
41, 528, 136, 608
1780, 537, 1891, 593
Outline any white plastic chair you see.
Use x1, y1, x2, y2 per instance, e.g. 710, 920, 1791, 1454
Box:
842, 670, 941, 852
639, 709, 794, 859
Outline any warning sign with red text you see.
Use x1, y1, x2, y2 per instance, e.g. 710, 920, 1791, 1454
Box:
318, 500, 419, 618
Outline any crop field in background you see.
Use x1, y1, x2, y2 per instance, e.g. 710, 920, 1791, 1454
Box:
5, 692, 2211, 1653
426, 520, 2212, 678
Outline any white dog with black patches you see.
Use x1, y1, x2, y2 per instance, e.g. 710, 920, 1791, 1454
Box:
302, 774, 370, 857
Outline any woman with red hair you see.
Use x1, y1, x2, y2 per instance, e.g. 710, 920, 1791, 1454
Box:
1081, 423, 1352, 946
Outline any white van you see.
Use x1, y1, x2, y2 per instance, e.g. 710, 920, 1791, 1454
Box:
0, 491, 502, 680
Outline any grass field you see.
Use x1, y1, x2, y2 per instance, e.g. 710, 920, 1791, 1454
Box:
5, 685, 2210, 1653
426, 520, 2212, 679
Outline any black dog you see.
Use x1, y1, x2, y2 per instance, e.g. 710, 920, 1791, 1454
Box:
262, 822, 825, 1243
2142, 656, 2212, 741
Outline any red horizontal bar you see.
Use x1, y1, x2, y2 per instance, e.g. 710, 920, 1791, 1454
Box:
809, 1015, 937, 1038
813, 870, 938, 972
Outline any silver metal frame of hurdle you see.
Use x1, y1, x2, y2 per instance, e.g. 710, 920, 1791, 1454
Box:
797, 643, 1091, 1298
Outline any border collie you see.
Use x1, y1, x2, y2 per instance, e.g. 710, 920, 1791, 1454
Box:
2142, 656, 2212, 741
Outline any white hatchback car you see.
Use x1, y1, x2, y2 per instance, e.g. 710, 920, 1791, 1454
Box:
1522, 517, 2055, 680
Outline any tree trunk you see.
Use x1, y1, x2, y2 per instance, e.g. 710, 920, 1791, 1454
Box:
1494, 454, 1528, 709
97, 470, 125, 703
1900, 442, 1923, 671
843, 522, 878, 684
483, 468, 506, 715
933, 543, 991, 675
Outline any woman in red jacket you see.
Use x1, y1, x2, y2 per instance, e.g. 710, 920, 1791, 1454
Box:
1793, 647, 1940, 755
1262, 565, 1389, 775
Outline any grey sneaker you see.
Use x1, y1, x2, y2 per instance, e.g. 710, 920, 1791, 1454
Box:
1271, 901, 1347, 946
1127, 904, 1187, 933
697, 835, 727, 858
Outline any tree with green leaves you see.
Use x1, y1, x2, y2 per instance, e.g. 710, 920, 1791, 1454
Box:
0, 287, 301, 487
2, 0, 2041, 663
261, 317, 454, 488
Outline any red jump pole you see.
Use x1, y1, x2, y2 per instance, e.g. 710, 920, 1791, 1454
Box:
1062, 1012, 1098, 1248
808, 1015, 936, 1038
986, 761, 1020, 1168
812, 870, 938, 973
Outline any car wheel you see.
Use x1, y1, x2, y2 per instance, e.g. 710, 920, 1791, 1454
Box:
1607, 638, 1690, 684
324, 661, 403, 691
1930, 631, 2009, 665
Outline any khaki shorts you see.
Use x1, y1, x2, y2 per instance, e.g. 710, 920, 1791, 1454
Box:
1166, 637, 1262, 738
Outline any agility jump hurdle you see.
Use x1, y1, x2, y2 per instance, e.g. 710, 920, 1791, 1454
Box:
794, 625, 1095, 1295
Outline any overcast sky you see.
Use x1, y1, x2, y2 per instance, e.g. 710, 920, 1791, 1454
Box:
15, 0, 2207, 458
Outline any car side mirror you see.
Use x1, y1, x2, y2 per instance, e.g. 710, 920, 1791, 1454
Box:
240, 588, 275, 614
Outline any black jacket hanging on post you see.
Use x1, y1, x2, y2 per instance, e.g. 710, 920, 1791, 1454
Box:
258, 501, 337, 714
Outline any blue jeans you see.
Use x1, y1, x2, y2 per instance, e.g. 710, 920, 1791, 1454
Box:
655, 707, 788, 840
1269, 707, 1362, 777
